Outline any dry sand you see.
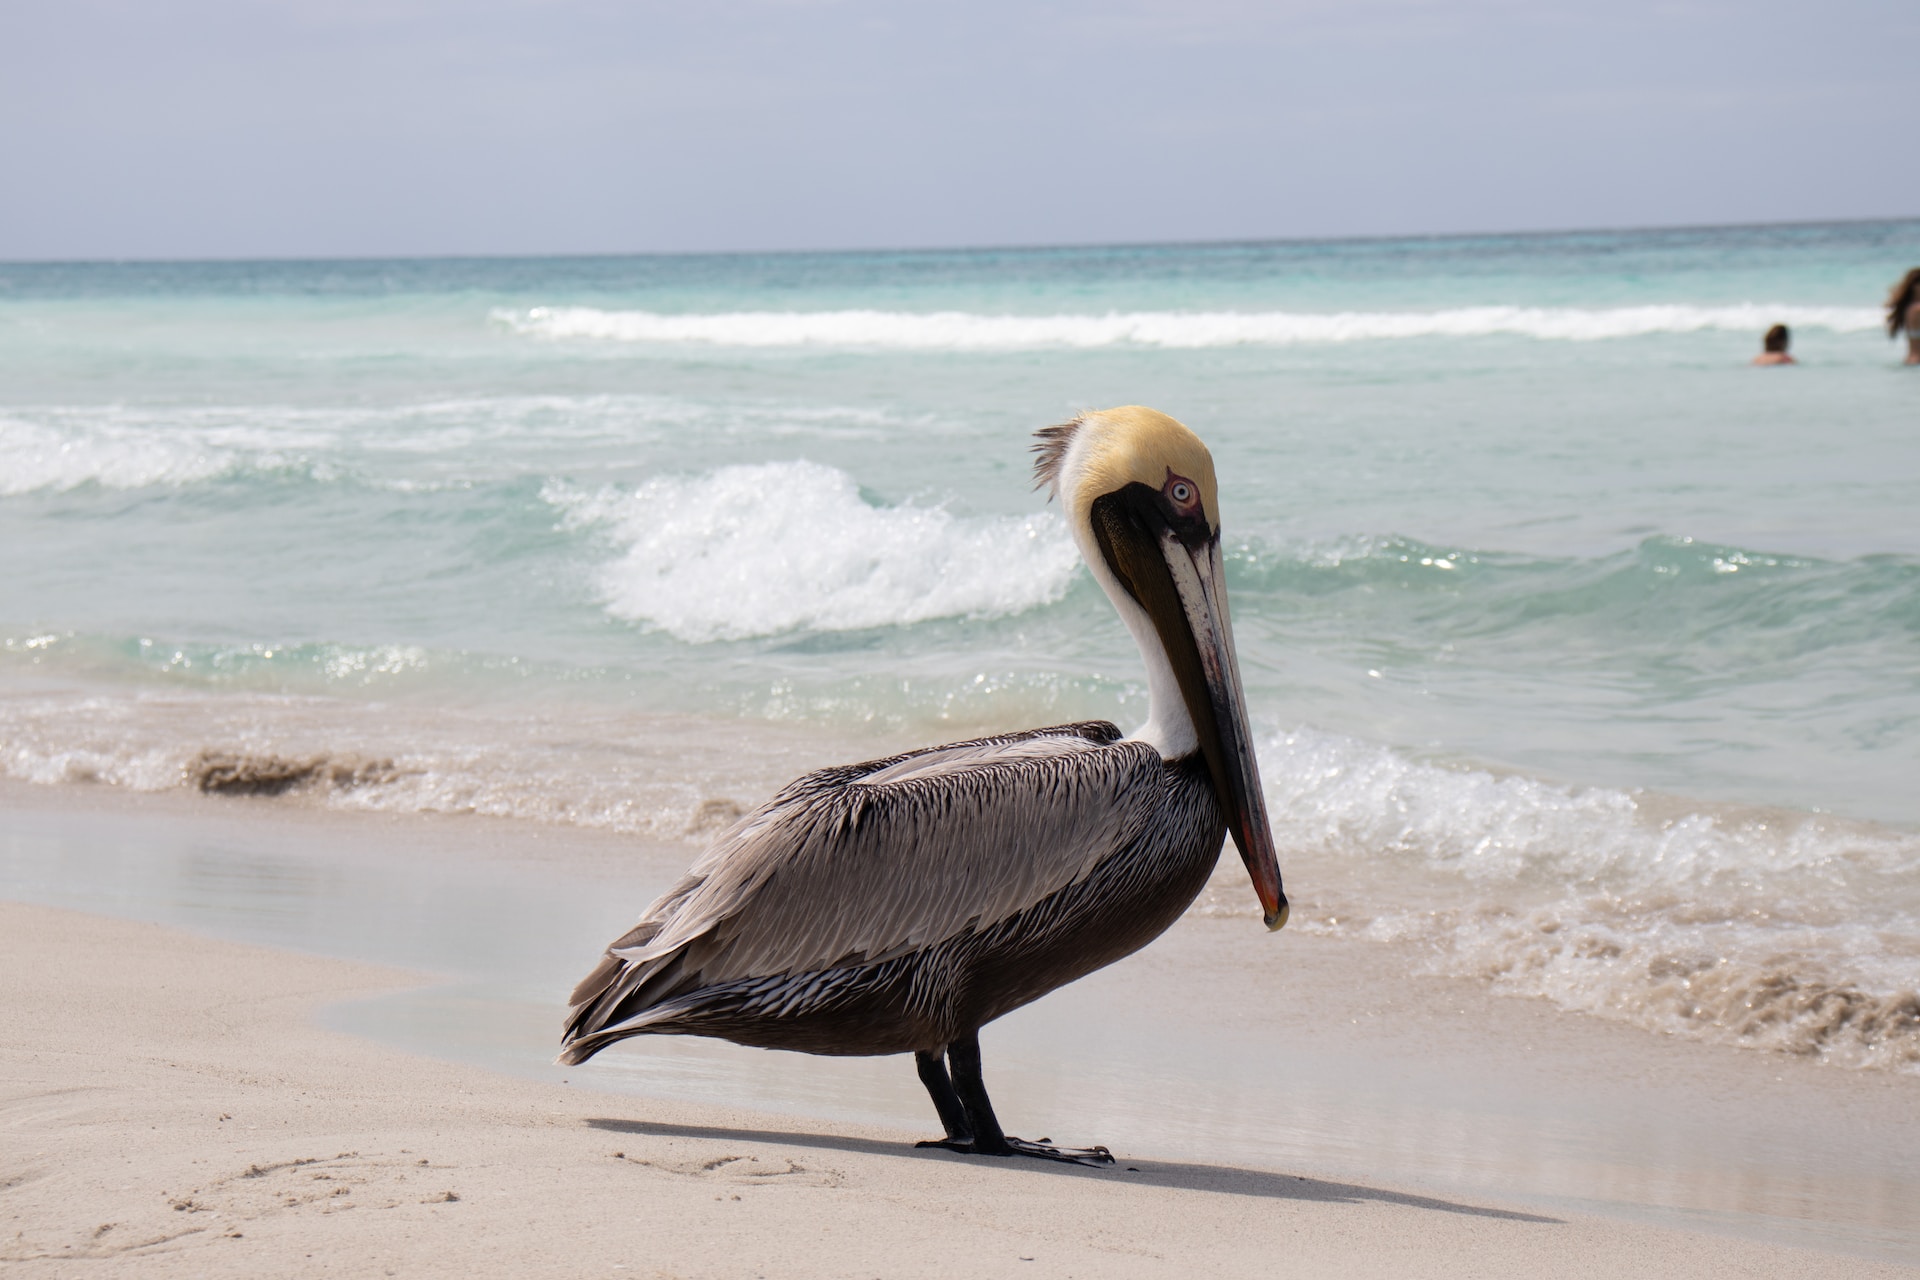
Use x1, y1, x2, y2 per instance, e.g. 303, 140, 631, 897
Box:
3, 895, 1915, 1279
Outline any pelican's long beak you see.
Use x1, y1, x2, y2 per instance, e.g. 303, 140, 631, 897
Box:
1091, 495, 1289, 930
1160, 531, 1289, 930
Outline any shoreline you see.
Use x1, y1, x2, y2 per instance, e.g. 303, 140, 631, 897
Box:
4, 895, 1916, 1277
3, 778, 1918, 1270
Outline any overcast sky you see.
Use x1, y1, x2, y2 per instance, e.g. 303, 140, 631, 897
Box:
2, 0, 1914, 260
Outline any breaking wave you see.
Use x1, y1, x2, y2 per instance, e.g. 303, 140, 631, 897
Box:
0, 398, 916, 496
496, 303, 1883, 350
0, 411, 249, 494
1240, 725, 1920, 1072
545, 461, 1080, 642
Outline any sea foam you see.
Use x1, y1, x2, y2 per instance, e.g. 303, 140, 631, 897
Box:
0, 412, 242, 494
1244, 725, 1920, 1071
497, 303, 1883, 350
546, 461, 1080, 642
0, 398, 929, 495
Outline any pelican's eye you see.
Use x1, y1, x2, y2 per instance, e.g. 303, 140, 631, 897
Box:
1163, 471, 1201, 517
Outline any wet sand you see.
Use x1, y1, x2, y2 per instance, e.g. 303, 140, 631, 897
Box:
3, 783, 1918, 1274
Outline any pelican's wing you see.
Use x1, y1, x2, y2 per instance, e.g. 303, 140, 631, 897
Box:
568, 723, 1161, 1025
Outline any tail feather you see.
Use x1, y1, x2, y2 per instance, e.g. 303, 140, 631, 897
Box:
557, 980, 711, 1065
560, 945, 695, 1055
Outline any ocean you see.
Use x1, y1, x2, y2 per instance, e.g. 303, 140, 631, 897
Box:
4, 220, 1919, 1074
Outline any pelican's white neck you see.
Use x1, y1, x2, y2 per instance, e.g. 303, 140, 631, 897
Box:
1055, 434, 1198, 761
1107, 580, 1199, 760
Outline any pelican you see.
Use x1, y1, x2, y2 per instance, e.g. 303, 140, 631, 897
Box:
561, 406, 1287, 1164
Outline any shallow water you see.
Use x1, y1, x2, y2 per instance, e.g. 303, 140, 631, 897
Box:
3, 222, 1919, 1074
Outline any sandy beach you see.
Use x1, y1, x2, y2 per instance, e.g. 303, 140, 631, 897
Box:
4, 783, 1918, 1277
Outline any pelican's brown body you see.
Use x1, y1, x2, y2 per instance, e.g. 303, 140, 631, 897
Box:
562, 407, 1287, 1163
563, 725, 1221, 1060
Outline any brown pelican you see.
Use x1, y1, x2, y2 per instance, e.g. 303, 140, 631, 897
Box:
561, 406, 1287, 1164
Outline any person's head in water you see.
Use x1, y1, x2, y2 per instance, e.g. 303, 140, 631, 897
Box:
1752, 323, 1795, 366
1889, 268, 1920, 365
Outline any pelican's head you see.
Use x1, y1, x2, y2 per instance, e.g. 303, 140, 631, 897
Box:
1034, 407, 1288, 931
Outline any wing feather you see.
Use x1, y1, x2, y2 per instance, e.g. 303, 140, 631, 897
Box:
577, 723, 1161, 1017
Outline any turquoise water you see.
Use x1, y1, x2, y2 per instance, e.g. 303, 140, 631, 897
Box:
4, 221, 1919, 1069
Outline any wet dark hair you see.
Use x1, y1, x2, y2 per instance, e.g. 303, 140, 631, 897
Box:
1889, 268, 1920, 338
1763, 324, 1790, 353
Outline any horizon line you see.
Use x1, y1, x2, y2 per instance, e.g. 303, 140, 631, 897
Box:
4, 213, 1917, 272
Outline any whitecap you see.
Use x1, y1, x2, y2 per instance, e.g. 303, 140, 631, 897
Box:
0, 398, 928, 495
0, 413, 237, 494
545, 461, 1080, 642
496, 303, 1884, 350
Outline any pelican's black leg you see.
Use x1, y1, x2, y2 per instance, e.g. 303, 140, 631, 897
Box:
912, 1048, 975, 1151
931, 1031, 1114, 1167
943, 1031, 1010, 1151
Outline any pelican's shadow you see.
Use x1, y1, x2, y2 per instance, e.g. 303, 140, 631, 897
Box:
584, 1117, 1560, 1222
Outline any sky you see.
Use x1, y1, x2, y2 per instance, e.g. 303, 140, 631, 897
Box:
1, 0, 1915, 260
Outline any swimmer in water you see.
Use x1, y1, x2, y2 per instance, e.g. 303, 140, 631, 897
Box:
1888, 268, 1920, 365
1751, 324, 1795, 366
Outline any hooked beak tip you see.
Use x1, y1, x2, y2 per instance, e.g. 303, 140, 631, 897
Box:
1264, 900, 1289, 932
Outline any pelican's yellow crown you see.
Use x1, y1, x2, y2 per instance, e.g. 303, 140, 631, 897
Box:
1035, 405, 1220, 535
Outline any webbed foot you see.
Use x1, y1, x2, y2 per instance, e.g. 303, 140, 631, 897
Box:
916, 1134, 1114, 1167
999, 1135, 1114, 1166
